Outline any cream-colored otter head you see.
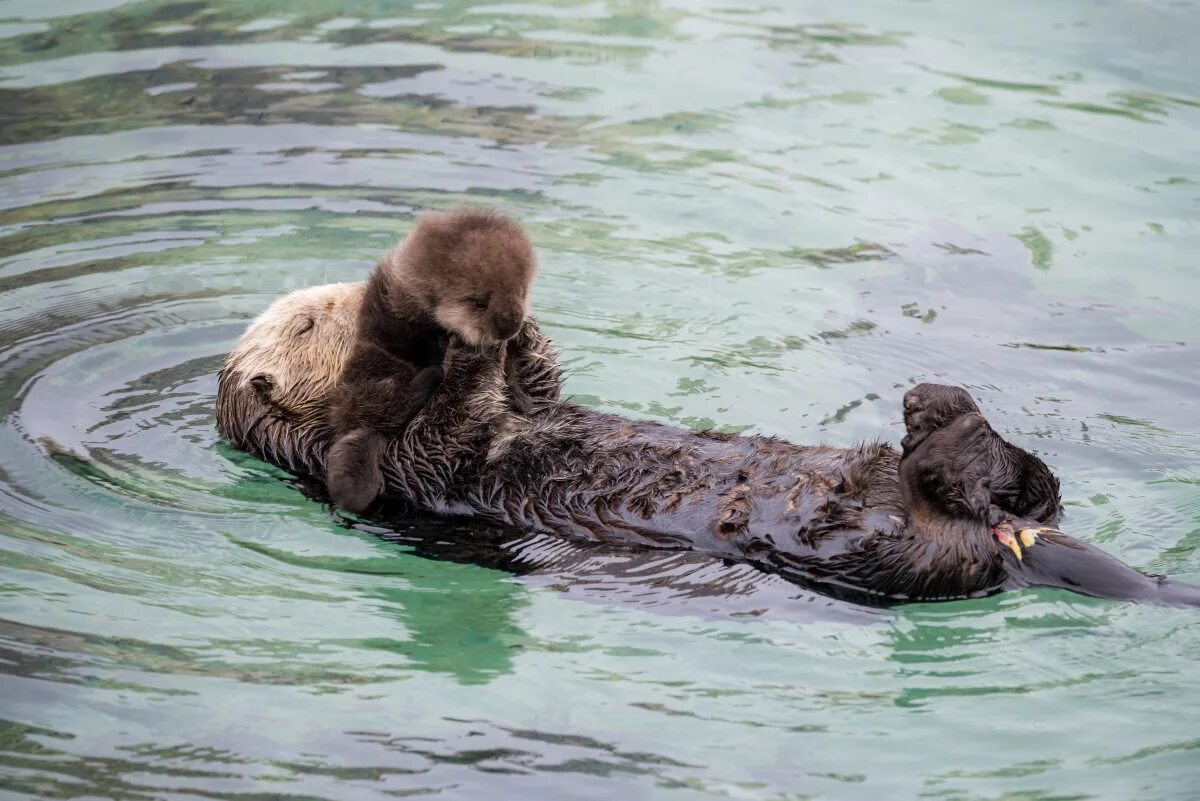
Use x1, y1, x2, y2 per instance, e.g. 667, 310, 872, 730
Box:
216, 283, 364, 467
384, 208, 536, 347
226, 282, 363, 420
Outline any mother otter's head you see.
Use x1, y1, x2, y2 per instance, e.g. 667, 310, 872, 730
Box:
217, 279, 561, 478
217, 282, 364, 472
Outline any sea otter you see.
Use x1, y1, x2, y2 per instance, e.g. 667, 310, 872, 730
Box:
216, 284, 1200, 608
325, 209, 537, 514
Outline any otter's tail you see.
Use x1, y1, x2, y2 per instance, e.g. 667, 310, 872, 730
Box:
1007, 531, 1200, 608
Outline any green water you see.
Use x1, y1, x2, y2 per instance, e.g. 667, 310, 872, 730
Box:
1, 0, 1199, 798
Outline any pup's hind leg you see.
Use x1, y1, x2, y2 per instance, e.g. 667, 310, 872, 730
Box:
326, 428, 387, 515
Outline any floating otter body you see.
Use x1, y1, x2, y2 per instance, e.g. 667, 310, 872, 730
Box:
217, 284, 1200, 608
326, 209, 537, 514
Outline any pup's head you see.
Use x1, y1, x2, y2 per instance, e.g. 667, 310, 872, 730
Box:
389, 208, 536, 346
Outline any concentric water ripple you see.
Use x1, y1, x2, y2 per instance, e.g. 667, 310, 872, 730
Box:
2, 1, 1199, 799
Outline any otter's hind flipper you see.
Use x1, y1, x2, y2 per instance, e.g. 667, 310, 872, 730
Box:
901, 412, 996, 522
902, 383, 1062, 524
998, 447, 1062, 526
902, 383, 981, 456
1005, 530, 1200, 608
326, 428, 387, 515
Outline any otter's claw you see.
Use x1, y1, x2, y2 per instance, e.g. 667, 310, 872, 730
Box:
993, 524, 1061, 560
993, 525, 1025, 560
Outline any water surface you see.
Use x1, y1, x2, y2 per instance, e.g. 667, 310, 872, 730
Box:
1, 0, 1199, 799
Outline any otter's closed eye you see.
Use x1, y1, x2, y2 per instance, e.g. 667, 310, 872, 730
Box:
295, 316, 314, 335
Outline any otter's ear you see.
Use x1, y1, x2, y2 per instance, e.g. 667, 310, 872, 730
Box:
250, 374, 274, 398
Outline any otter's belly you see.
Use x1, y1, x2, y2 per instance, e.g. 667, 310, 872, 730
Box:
433, 407, 906, 579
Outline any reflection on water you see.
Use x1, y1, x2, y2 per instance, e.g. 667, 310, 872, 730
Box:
1, 0, 1199, 798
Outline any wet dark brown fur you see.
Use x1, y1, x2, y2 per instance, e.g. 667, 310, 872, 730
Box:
326, 209, 537, 514
217, 288, 1200, 608
901, 383, 1061, 525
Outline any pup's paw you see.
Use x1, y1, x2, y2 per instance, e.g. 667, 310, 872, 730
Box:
326, 431, 385, 515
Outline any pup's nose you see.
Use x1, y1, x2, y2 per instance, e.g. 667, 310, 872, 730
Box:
492, 312, 522, 341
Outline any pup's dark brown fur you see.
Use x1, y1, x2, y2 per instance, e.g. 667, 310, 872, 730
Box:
326, 209, 537, 514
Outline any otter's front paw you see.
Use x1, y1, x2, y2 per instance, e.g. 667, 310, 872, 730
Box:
902, 383, 982, 456
409, 365, 444, 399
326, 430, 385, 515
508, 383, 534, 415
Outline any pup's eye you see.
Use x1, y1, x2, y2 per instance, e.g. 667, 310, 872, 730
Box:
472, 298, 488, 310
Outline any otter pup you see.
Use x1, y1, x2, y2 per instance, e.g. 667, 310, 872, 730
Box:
326, 209, 537, 514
